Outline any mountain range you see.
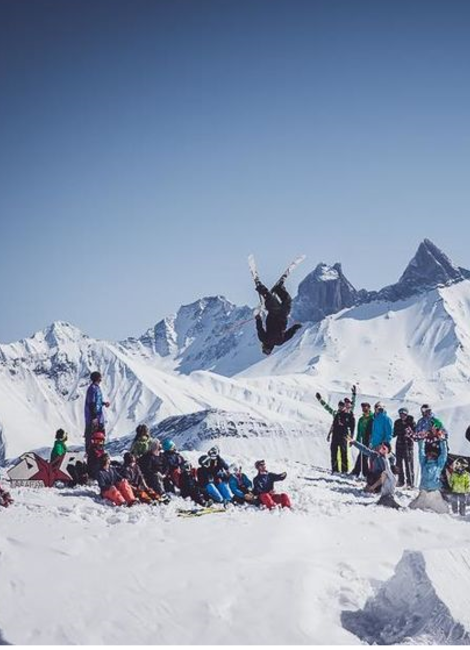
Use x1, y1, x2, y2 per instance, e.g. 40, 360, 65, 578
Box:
1, 239, 470, 461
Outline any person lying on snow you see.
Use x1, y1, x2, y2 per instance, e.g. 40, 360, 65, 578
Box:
97, 453, 136, 506
180, 460, 213, 507
130, 424, 153, 459
409, 424, 448, 514
0, 483, 13, 508
347, 437, 396, 493
228, 463, 257, 505
254, 277, 302, 356
86, 431, 106, 480
197, 447, 233, 504
137, 439, 168, 497
253, 460, 291, 509
121, 452, 167, 504
50, 428, 68, 462
162, 439, 185, 490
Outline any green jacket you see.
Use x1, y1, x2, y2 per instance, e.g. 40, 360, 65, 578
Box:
51, 440, 67, 461
131, 436, 152, 458
356, 414, 373, 444
448, 471, 470, 494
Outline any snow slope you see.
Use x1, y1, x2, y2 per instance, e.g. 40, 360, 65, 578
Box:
2, 460, 470, 645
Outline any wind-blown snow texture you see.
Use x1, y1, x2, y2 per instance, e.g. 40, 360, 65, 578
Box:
2, 240, 470, 644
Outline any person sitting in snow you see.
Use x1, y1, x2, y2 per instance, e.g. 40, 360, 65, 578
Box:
357, 445, 401, 509
50, 428, 68, 462
121, 452, 164, 504
130, 424, 152, 459
228, 463, 257, 505
0, 483, 13, 508
97, 453, 136, 506
86, 431, 106, 480
409, 423, 448, 514
254, 277, 302, 356
347, 437, 396, 493
180, 460, 213, 507
446, 457, 470, 517
161, 439, 185, 491
138, 439, 168, 496
253, 460, 291, 509
196, 447, 233, 504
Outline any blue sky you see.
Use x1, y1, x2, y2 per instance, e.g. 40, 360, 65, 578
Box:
1, 0, 469, 343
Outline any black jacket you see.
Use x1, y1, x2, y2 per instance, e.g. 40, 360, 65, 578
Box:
393, 416, 415, 446
331, 411, 355, 439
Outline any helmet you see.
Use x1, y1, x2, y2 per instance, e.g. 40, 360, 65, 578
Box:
361, 402, 371, 409
229, 463, 241, 474
162, 439, 176, 452
90, 371, 102, 383
338, 400, 345, 408
255, 459, 266, 470
208, 446, 219, 458
421, 403, 432, 414
398, 407, 409, 416
453, 458, 468, 473
150, 440, 161, 453
182, 460, 192, 472
430, 417, 444, 431
199, 454, 211, 467
344, 397, 352, 404
91, 431, 105, 444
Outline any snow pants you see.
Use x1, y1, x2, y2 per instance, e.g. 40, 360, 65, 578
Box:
377, 494, 401, 509
259, 492, 291, 509
409, 489, 449, 514
205, 482, 233, 503
102, 479, 136, 506
450, 493, 467, 516
331, 436, 349, 473
395, 441, 414, 487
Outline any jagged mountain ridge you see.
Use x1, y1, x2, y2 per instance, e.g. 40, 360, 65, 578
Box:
2, 239, 470, 460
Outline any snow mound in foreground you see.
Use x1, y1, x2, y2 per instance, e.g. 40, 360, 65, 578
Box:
342, 548, 470, 644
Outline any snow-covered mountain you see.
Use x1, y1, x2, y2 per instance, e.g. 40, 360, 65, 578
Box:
1, 239, 470, 461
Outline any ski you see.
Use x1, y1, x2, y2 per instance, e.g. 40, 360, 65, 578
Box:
275, 254, 306, 287
176, 506, 226, 518
248, 253, 266, 314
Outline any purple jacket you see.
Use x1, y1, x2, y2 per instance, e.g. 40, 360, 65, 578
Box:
85, 383, 105, 427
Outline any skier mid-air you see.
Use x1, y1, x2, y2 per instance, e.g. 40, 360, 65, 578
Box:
249, 255, 304, 355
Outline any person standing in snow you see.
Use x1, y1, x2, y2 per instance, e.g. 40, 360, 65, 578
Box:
370, 402, 393, 449
50, 428, 68, 462
409, 426, 448, 514
253, 460, 291, 509
254, 277, 302, 356
447, 458, 470, 516
393, 407, 415, 488
415, 404, 447, 440
84, 371, 110, 453
316, 390, 356, 473
350, 402, 373, 478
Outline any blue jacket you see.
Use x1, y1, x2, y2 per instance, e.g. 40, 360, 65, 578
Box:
97, 466, 122, 492
418, 439, 447, 491
229, 473, 253, 499
253, 472, 285, 495
370, 411, 393, 448
85, 383, 105, 426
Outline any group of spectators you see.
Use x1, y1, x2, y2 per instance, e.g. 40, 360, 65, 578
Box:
316, 386, 470, 515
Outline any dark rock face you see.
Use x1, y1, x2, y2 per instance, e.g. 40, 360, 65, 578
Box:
293, 263, 358, 322
373, 239, 469, 302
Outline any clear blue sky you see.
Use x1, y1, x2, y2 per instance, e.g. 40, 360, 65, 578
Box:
1, 0, 469, 343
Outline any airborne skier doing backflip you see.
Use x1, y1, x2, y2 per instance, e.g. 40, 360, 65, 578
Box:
249, 255, 304, 356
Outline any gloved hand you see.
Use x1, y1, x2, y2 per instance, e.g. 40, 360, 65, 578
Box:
315, 392, 322, 401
